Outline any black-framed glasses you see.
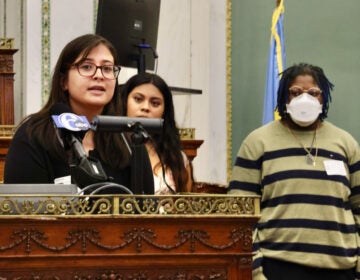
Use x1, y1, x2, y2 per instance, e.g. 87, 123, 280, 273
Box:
289, 86, 322, 98
73, 62, 121, 80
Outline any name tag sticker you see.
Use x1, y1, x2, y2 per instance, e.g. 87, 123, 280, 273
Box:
323, 160, 347, 176
54, 175, 72, 184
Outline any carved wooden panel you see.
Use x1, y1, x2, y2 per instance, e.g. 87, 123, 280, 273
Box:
0, 49, 17, 125
0, 215, 257, 279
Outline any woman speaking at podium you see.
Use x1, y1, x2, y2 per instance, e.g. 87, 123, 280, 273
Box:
4, 34, 153, 194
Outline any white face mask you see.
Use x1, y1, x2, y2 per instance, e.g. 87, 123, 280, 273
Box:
286, 93, 322, 127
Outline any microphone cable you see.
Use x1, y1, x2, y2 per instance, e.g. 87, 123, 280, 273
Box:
77, 182, 133, 195
89, 183, 133, 195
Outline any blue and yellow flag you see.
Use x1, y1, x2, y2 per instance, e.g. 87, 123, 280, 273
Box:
262, 0, 286, 125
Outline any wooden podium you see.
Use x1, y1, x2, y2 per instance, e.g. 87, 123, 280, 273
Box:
0, 138, 204, 183
0, 193, 260, 279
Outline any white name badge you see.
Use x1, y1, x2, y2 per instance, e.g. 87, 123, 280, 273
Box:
323, 160, 347, 176
54, 175, 72, 184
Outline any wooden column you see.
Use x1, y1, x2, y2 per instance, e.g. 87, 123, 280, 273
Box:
0, 42, 18, 182
0, 48, 18, 125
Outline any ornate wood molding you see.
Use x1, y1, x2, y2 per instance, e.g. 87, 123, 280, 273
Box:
0, 267, 233, 279
0, 49, 16, 72
226, 0, 233, 181
0, 225, 253, 254
41, 0, 50, 104
0, 194, 259, 215
0, 194, 259, 279
0, 38, 14, 49
0, 48, 17, 125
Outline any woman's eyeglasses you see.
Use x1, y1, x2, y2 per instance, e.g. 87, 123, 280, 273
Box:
73, 62, 121, 80
289, 86, 322, 98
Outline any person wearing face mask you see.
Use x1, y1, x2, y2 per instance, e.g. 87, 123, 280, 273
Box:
227, 63, 360, 280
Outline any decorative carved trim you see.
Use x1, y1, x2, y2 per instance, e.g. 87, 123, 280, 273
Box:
0, 195, 260, 216
41, 0, 50, 105
0, 125, 15, 137
0, 51, 16, 73
0, 38, 14, 49
0, 196, 256, 278
0, 268, 230, 279
0, 226, 253, 254
179, 127, 195, 140
226, 0, 233, 181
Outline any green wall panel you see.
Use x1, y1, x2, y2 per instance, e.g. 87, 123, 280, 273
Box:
230, 0, 360, 166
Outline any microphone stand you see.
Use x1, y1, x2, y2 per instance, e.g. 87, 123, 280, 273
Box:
129, 122, 153, 195
68, 138, 133, 195
130, 122, 150, 145
66, 134, 109, 189
136, 48, 146, 75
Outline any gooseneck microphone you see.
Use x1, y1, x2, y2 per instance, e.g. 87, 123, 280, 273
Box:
90, 115, 163, 133
50, 103, 109, 189
91, 115, 159, 194
50, 103, 89, 159
50, 104, 154, 194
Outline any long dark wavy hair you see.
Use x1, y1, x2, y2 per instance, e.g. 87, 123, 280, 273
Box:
22, 34, 131, 168
277, 63, 334, 120
120, 73, 189, 192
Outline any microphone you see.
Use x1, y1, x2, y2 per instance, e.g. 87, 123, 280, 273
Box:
90, 115, 163, 133
50, 103, 90, 154
50, 103, 109, 188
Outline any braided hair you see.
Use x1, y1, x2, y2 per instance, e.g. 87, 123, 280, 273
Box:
277, 63, 334, 120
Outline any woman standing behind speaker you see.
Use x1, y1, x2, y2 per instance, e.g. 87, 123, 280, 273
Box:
120, 73, 193, 194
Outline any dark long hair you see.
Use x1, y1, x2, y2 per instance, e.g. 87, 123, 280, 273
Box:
120, 73, 189, 192
277, 63, 334, 120
24, 34, 130, 168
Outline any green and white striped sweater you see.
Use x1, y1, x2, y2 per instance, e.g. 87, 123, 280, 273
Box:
228, 120, 360, 280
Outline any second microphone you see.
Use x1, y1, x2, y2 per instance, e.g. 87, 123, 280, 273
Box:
91, 115, 164, 133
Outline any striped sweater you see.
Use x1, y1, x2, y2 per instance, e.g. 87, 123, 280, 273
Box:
227, 120, 360, 280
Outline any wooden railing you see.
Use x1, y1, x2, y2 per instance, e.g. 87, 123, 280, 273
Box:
0, 193, 259, 279
0, 134, 203, 183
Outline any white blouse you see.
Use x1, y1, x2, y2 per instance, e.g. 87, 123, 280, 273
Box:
153, 151, 189, 195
